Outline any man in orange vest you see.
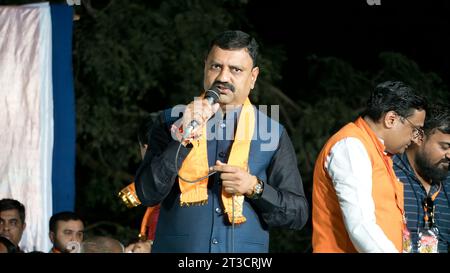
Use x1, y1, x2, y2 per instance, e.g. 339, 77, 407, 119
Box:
312, 81, 427, 253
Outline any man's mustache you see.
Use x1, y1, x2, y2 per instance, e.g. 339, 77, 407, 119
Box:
211, 82, 235, 92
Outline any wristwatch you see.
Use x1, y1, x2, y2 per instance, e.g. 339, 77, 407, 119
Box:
247, 177, 264, 199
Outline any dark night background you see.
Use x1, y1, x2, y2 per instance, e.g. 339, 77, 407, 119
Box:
250, 0, 450, 96
1, 0, 449, 252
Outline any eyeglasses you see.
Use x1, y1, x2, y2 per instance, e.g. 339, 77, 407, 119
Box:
401, 116, 424, 140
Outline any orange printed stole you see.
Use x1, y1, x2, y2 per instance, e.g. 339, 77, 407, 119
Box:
178, 98, 255, 224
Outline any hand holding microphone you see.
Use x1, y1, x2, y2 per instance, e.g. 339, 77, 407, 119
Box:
178, 88, 220, 142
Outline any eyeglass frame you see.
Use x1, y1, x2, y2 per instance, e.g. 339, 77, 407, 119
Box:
399, 115, 424, 140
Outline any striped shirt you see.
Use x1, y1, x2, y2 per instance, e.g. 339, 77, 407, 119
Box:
393, 153, 450, 253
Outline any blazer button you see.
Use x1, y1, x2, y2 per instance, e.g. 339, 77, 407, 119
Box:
215, 207, 222, 214
212, 238, 218, 244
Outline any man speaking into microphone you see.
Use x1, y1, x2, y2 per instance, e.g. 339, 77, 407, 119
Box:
134, 30, 309, 253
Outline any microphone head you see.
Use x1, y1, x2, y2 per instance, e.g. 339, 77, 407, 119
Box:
205, 87, 220, 104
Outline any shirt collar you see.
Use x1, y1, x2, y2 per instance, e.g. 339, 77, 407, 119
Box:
394, 153, 415, 173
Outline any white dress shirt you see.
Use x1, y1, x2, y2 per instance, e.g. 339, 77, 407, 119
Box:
325, 137, 399, 253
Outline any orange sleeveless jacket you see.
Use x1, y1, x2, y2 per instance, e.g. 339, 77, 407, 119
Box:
312, 117, 404, 252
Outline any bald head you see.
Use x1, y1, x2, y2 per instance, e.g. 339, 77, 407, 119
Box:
81, 236, 124, 253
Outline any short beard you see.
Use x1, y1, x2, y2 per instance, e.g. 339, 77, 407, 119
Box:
415, 150, 449, 184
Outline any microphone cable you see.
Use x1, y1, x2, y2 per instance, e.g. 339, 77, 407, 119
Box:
175, 141, 216, 183
231, 194, 235, 253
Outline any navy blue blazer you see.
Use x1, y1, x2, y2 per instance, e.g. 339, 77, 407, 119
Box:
136, 106, 308, 253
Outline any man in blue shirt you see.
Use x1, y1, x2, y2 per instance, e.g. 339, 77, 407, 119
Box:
393, 104, 450, 252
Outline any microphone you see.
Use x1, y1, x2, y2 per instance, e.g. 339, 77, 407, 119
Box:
182, 87, 220, 139
66, 241, 81, 253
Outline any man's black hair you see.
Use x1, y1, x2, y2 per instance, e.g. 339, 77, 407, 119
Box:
207, 30, 259, 67
363, 81, 427, 121
49, 211, 83, 233
422, 103, 450, 136
0, 198, 25, 224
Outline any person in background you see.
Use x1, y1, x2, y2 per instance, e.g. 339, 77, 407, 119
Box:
119, 115, 159, 253
313, 81, 427, 252
0, 198, 26, 252
81, 236, 124, 253
49, 211, 84, 253
393, 104, 450, 253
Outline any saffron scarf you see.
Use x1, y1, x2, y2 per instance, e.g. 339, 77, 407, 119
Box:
178, 98, 255, 224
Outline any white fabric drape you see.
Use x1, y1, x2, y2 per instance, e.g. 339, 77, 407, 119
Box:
0, 2, 53, 252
